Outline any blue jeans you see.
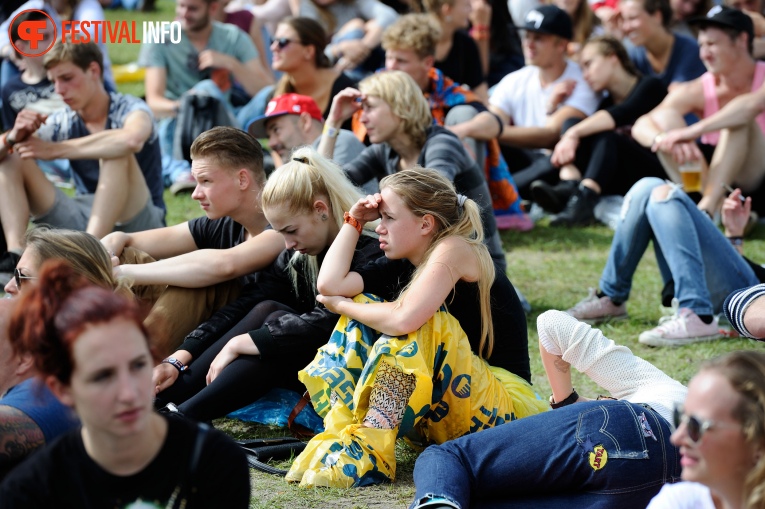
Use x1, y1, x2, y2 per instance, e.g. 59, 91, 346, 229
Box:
600, 177, 759, 315
411, 400, 681, 509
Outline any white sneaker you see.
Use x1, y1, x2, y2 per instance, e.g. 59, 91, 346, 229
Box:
565, 288, 628, 324
639, 299, 723, 347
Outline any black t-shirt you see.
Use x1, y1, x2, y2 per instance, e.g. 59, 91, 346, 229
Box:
355, 256, 531, 383
0, 416, 250, 508
435, 30, 486, 91
328, 72, 357, 132
188, 216, 257, 284
599, 76, 667, 128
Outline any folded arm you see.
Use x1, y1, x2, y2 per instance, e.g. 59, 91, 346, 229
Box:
16, 110, 153, 161
117, 229, 284, 287
319, 237, 474, 336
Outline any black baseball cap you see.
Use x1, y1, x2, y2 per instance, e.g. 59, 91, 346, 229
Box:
516, 5, 574, 40
689, 5, 754, 43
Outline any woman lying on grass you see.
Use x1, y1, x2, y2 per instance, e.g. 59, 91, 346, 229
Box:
286, 168, 547, 488
410, 309, 687, 508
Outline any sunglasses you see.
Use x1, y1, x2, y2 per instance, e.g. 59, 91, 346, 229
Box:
271, 37, 301, 49
13, 268, 36, 290
673, 406, 740, 443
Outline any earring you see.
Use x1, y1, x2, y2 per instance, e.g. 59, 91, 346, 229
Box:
321, 214, 328, 221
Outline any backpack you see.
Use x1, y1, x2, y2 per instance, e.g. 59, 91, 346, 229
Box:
172, 92, 237, 162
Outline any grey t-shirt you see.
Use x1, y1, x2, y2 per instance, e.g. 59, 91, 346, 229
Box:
138, 21, 258, 100
311, 129, 375, 193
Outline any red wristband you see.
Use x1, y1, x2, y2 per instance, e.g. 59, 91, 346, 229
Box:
343, 212, 363, 234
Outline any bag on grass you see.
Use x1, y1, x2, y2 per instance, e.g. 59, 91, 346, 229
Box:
236, 437, 307, 476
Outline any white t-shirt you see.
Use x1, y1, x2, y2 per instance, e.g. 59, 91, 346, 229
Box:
646, 482, 716, 509
490, 60, 600, 128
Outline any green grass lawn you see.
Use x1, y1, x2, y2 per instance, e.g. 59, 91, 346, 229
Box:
96, 5, 760, 506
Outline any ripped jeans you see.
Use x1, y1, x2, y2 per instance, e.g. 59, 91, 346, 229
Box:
410, 399, 680, 509
599, 177, 759, 315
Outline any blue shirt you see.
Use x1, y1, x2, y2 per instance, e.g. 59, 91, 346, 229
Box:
629, 34, 706, 88
1, 378, 80, 443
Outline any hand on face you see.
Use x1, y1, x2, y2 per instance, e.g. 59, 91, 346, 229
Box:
348, 193, 384, 224
326, 88, 364, 127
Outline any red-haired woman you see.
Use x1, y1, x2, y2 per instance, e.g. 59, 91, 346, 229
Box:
0, 261, 250, 508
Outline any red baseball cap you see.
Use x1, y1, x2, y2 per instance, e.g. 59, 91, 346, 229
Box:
246, 93, 324, 138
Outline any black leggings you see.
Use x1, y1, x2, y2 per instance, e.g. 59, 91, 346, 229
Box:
155, 301, 315, 422
564, 118, 668, 196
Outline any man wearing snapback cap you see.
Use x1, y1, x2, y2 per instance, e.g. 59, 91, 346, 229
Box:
247, 93, 365, 170
489, 5, 599, 198
634, 5, 765, 217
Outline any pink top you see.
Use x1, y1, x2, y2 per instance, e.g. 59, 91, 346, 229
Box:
701, 61, 765, 145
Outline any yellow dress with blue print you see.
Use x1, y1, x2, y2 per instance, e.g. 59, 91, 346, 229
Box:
286, 294, 548, 488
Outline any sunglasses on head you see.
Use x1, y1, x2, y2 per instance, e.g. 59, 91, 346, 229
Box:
673, 405, 740, 443
271, 37, 301, 49
13, 268, 36, 290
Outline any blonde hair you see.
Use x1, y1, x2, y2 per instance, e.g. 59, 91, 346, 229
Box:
379, 168, 496, 358
261, 147, 372, 297
702, 351, 765, 509
381, 14, 441, 59
24, 227, 132, 298
359, 71, 432, 148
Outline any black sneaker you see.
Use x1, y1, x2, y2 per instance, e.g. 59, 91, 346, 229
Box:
550, 186, 599, 227
530, 179, 579, 214
0, 251, 21, 273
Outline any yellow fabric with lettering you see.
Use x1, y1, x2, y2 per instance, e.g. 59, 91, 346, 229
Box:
286, 294, 547, 487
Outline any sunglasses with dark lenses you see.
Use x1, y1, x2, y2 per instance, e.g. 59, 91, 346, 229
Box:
271, 37, 300, 49
14, 268, 36, 289
673, 406, 740, 443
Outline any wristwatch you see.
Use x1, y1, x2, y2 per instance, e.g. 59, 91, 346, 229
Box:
162, 357, 187, 372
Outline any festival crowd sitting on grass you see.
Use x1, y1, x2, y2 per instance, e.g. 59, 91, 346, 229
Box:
5, 0, 765, 505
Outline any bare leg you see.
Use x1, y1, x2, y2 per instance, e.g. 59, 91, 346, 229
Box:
700, 120, 765, 213
559, 164, 582, 182
87, 154, 150, 239
0, 155, 55, 251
